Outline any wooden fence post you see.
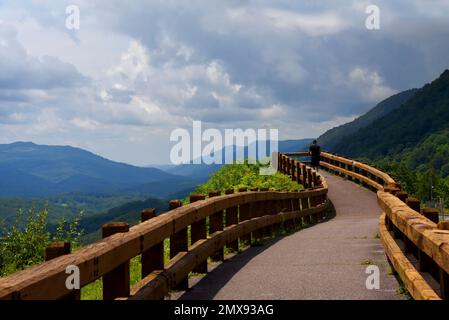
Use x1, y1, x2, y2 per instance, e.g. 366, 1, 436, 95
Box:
354, 166, 360, 184
307, 168, 313, 189
385, 184, 400, 195
190, 194, 208, 274
302, 165, 308, 188
406, 197, 421, 213
225, 189, 239, 252
141, 208, 164, 278
238, 187, 251, 246
169, 199, 188, 290
209, 191, 224, 262
403, 234, 414, 254
437, 221, 449, 299
45, 241, 71, 261
280, 155, 285, 173
314, 193, 324, 221
291, 192, 302, 229
281, 194, 294, 232
45, 242, 80, 300
250, 188, 265, 240
290, 159, 295, 180
346, 163, 353, 181
396, 191, 408, 202
301, 194, 310, 225
421, 208, 439, 224
266, 189, 279, 236
102, 222, 130, 300
312, 171, 317, 187
295, 162, 301, 185
259, 188, 272, 236
439, 269, 449, 299
278, 152, 282, 172
309, 194, 319, 223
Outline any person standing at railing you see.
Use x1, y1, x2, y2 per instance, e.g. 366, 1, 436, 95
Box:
309, 140, 321, 170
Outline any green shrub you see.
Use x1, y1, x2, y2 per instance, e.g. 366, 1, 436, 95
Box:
0, 206, 84, 277
193, 161, 302, 197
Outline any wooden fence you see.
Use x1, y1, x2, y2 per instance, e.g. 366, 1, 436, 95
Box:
0, 155, 328, 300
315, 151, 449, 300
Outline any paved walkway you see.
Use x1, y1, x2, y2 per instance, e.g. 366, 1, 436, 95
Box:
179, 172, 404, 300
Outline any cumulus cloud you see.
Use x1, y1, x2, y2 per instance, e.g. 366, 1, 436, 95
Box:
0, 24, 86, 91
0, 1, 449, 164
348, 67, 397, 103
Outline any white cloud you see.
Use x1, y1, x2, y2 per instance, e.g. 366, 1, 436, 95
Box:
260, 8, 348, 36
0, 0, 448, 164
348, 67, 397, 103
108, 40, 151, 83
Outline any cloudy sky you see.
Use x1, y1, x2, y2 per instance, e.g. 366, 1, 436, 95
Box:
0, 1, 448, 165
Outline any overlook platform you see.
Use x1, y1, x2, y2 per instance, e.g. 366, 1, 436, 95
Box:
180, 172, 403, 300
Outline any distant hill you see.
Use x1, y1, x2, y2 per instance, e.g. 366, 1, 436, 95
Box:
333, 70, 449, 159
157, 139, 313, 179
0, 142, 194, 197
318, 89, 417, 149
78, 197, 168, 241
278, 139, 314, 152
390, 129, 449, 177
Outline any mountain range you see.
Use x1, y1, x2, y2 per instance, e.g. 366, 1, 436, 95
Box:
319, 69, 449, 177
0, 142, 201, 197
156, 138, 313, 178
318, 89, 418, 150
332, 70, 449, 159
0, 138, 313, 198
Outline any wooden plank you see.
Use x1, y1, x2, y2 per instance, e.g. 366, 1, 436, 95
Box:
320, 161, 383, 191
0, 169, 328, 300
379, 212, 440, 300
321, 152, 395, 185
128, 203, 328, 299
378, 192, 449, 276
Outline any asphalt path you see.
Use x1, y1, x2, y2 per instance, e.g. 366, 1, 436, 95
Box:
179, 172, 404, 300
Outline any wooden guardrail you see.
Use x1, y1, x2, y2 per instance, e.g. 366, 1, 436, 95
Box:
318, 151, 449, 300
0, 154, 328, 300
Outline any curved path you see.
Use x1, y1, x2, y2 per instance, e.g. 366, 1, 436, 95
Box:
179, 172, 404, 300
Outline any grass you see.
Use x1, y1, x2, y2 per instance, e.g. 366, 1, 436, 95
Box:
396, 284, 412, 300
81, 255, 142, 300
81, 239, 171, 300
360, 259, 375, 266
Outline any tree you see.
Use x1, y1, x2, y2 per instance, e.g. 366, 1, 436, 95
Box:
0, 206, 83, 277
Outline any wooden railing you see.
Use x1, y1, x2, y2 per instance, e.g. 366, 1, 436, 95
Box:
0, 155, 328, 300
317, 151, 449, 300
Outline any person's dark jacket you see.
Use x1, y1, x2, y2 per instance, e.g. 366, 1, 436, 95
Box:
309, 144, 321, 167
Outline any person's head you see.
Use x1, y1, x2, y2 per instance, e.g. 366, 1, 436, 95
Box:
313, 139, 317, 145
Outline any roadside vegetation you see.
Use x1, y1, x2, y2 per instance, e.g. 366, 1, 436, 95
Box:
0, 161, 305, 299
0, 206, 83, 277
193, 161, 302, 196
